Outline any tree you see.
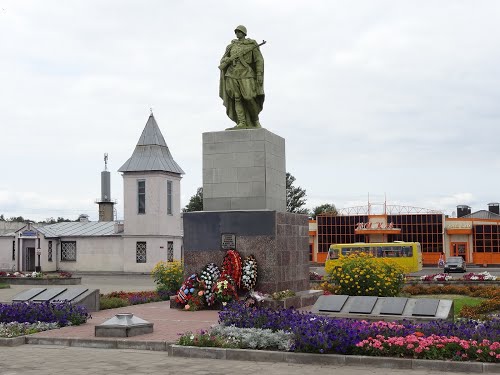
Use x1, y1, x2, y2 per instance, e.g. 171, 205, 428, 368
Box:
286, 172, 308, 214
183, 187, 203, 212
0, 214, 4, 221
311, 203, 338, 219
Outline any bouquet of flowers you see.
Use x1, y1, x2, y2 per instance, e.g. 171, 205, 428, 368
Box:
222, 249, 242, 288
176, 273, 205, 310
212, 274, 238, 305
199, 262, 221, 306
241, 255, 258, 290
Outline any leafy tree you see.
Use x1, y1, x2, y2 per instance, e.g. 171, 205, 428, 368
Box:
286, 172, 308, 214
0, 214, 4, 221
183, 187, 203, 212
311, 203, 338, 219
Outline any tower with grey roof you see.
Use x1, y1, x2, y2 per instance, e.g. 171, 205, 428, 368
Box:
119, 114, 184, 269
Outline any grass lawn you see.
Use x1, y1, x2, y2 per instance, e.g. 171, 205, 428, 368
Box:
412, 294, 485, 317
0, 283, 10, 289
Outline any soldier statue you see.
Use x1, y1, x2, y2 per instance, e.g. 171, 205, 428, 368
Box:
219, 25, 265, 129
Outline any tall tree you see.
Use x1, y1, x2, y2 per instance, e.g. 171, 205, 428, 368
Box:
311, 203, 338, 219
183, 187, 203, 212
286, 172, 308, 214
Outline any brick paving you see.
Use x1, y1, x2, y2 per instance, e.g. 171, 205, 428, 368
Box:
30, 300, 219, 343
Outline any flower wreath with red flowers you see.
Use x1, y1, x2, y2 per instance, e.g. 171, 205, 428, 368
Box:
241, 255, 258, 290
221, 249, 242, 288
212, 274, 238, 304
176, 274, 202, 305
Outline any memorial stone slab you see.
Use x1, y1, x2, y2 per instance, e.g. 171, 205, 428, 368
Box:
380, 297, 408, 315
412, 298, 439, 317
12, 288, 47, 302
32, 288, 67, 302
318, 295, 349, 312
52, 288, 88, 302
349, 296, 378, 314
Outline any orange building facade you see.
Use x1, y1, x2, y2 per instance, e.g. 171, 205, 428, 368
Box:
309, 203, 500, 266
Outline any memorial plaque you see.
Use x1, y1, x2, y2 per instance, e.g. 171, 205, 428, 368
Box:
221, 233, 236, 250
349, 296, 378, 314
318, 295, 349, 312
380, 297, 408, 315
52, 288, 88, 302
412, 298, 439, 317
12, 288, 47, 302
32, 287, 66, 302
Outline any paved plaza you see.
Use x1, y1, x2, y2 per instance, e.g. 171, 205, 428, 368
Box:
0, 270, 499, 374
0, 345, 466, 375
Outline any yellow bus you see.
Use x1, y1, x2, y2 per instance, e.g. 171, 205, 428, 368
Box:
326, 242, 423, 273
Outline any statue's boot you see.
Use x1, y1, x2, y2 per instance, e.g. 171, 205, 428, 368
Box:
235, 99, 247, 127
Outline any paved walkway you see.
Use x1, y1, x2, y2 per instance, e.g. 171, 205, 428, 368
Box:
0, 345, 456, 375
30, 300, 219, 343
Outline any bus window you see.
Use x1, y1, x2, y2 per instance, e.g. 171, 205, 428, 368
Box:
402, 246, 413, 257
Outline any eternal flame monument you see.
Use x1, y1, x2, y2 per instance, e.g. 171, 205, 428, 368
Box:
183, 26, 309, 293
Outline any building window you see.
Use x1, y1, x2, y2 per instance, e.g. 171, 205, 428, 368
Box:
48, 241, 53, 262
12, 241, 15, 261
61, 241, 77, 261
136, 242, 147, 263
167, 180, 173, 215
167, 241, 174, 262
138, 180, 146, 214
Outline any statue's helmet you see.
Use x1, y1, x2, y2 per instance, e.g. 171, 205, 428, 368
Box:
234, 25, 247, 35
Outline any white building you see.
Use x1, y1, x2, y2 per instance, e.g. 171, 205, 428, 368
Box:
0, 114, 184, 273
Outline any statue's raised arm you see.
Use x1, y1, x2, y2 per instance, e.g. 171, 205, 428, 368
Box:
219, 25, 266, 129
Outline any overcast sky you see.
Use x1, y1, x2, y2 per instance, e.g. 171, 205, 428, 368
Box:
1, 1, 499, 221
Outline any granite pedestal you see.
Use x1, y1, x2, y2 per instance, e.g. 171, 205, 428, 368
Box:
203, 129, 286, 212
183, 210, 309, 293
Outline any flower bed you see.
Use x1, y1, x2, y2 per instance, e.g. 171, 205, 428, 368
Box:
208, 302, 500, 362
100, 290, 172, 310
0, 322, 59, 338
420, 273, 453, 282
0, 301, 90, 328
0, 271, 80, 285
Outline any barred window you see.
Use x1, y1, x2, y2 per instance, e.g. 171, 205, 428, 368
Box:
167, 180, 173, 215
138, 180, 146, 214
61, 241, 77, 261
48, 241, 53, 262
12, 241, 15, 261
136, 242, 147, 263
167, 241, 174, 262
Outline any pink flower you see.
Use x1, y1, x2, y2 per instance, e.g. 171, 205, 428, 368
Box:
407, 344, 414, 349
476, 349, 483, 354
198, 290, 204, 296
184, 304, 190, 310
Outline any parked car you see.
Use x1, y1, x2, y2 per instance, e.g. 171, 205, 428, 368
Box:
443, 256, 467, 273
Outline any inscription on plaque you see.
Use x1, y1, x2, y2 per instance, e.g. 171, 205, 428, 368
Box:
318, 295, 349, 312
221, 233, 236, 250
349, 296, 378, 314
12, 288, 47, 302
412, 298, 439, 317
380, 297, 408, 315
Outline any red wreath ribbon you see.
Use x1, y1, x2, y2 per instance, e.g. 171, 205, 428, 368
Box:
222, 249, 242, 288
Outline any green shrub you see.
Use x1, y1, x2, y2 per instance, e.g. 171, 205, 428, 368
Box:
151, 260, 184, 292
100, 297, 130, 310
327, 252, 405, 297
